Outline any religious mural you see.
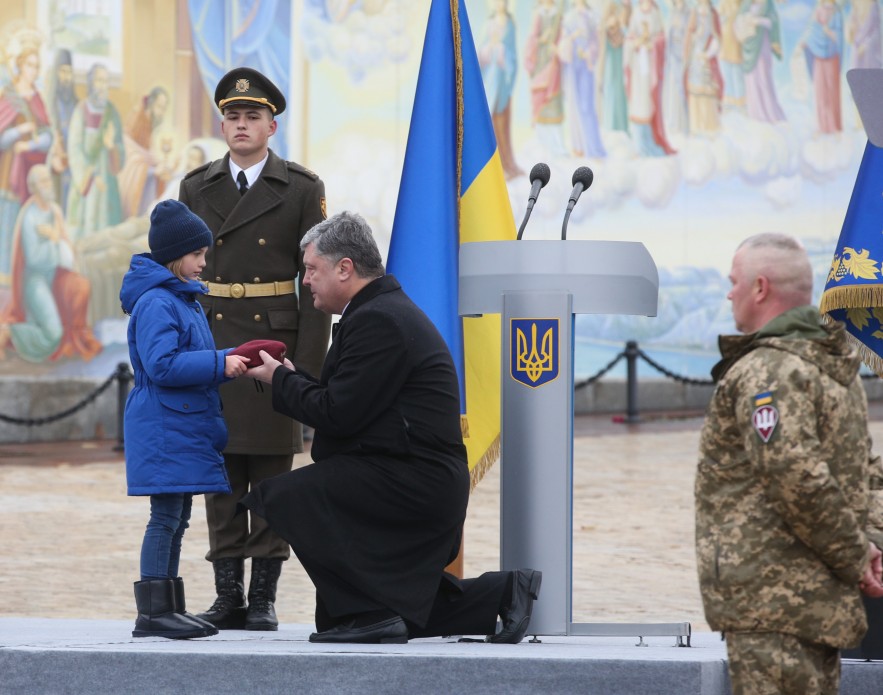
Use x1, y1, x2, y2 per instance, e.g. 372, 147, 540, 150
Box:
0, 0, 876, 381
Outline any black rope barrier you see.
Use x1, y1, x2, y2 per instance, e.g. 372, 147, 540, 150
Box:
0, 362, 133, 448
573, 350, 626, 389
572, 340, 879, 423
634, 348, 714, 387
1, 344, 878, 437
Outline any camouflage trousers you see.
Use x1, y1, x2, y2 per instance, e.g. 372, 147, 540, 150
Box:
725, 631, 840, 695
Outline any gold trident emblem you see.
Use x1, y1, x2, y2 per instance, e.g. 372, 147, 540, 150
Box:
516, 322, 554, 383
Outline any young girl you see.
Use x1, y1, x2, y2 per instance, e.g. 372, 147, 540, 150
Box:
120, 199, 249, 639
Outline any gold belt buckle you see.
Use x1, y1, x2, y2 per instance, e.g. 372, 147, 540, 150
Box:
230, 283, 245, 299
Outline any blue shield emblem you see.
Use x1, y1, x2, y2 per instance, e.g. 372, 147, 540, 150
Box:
510, 318, 559, 388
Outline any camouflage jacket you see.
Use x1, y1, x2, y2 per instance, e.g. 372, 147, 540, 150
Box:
696, 305, 878, 649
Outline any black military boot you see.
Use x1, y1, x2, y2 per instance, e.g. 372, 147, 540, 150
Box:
196, 558, 247, 630
245, 558, 283, 631
133, 579, 215, 639
172, 577, 218, 635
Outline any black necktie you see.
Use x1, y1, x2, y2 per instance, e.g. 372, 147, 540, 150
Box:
237, 170, 249, 196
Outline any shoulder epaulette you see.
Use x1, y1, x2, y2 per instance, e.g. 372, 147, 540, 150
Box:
288, 161, 319, 181
182, 162, 212, 180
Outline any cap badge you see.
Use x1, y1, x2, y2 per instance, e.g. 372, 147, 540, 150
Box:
235, 78, 250, 93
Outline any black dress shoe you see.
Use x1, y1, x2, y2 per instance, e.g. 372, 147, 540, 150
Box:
487, 569, 542, 644
309, 616, 408, 644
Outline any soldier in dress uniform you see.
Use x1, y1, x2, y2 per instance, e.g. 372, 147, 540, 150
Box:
178, 67, 331, 631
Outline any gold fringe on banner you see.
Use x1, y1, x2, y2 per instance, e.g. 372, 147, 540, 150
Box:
469, 435, 500, 492
821, 312, 883, 377
460, 414, 470, 439
819, 284, 883, 314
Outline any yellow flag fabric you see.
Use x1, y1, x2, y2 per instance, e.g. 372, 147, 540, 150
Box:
387, 0, 516, 486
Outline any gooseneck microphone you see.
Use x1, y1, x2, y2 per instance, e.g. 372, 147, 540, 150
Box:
516, 162, 551, 240
561, 166, 594, 240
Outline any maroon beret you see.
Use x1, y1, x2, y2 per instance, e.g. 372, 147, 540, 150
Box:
230, 339, 287, 368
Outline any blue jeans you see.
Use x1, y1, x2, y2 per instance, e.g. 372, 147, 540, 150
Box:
140, 494, 193, 580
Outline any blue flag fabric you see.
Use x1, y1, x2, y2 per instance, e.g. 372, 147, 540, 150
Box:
388, 0, 516, 482
820, 140, 883, 374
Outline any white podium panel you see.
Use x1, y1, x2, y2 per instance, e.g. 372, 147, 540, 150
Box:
460, 240, 687, 640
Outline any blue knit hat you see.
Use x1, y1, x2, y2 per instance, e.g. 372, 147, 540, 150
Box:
148, 200, 213, 265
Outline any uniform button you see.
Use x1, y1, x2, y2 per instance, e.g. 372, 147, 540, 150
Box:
253, 277, 261, 283
216, 239, 224, 246
183, 404, 189, 410
258, 238, 266, 245
254, 314, 262, 322
216, 313, 223, 320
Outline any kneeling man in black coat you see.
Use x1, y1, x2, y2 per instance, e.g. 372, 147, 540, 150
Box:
240, 211, 541, 644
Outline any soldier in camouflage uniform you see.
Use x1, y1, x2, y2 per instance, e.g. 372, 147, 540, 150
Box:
695, 233, 883, 694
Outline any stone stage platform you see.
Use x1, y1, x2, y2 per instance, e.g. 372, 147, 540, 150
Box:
1, 619, 881, 695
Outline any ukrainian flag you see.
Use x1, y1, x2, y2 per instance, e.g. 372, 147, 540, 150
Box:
387, 0, 516, 485
819, 140, 883, 375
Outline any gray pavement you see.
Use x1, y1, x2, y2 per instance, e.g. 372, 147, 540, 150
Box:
2, 618, 882, 694
3, 410, 883, 694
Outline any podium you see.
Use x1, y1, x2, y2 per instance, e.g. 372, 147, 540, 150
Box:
460, 240, 690, 641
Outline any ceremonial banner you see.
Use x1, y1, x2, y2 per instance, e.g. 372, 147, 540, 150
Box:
820, 140, 883, 375
387, 0, 516, 484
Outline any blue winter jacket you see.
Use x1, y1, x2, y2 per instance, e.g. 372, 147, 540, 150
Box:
120, 253, 232, 496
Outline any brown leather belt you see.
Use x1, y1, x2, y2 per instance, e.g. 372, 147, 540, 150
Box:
205, 279, 296, 299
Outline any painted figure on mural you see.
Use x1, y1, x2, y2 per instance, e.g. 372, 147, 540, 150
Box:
118, 86, 173, 218
559, 0, 607, 158
801, 0, 843, 135
0, 164, 100, 363
601, 0, 631, 133
718, 0, 746, 111
0, 42, 52, 289
848, 0, 882, 70
625, 0, 675, 156
157, 143, 209, 204
479, 0, 525, 180
65, 63, 125, 242
525, 0, 567, 155
685, 0, 723, 136
45, 49, 78, 215
735, 0, 787, 123
662, 0, 690, 137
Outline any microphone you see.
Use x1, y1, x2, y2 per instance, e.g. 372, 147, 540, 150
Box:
516, 162, 551, 240
561, 166, 594, 240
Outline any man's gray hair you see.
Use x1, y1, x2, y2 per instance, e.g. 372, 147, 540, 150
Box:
737, 232, 813, 301
301, 211, 385, 278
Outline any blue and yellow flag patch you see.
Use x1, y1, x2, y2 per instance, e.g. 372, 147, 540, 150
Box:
754, 391, 774, 407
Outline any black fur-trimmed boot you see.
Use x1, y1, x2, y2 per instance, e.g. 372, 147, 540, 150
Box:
133, 579, 216, 639
196, 558, 247, 630
172, 577, 218, 635
244, 558, 283, 631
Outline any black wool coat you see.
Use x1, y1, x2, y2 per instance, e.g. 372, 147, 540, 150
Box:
178, 150, 331, 455
241, 275, 470, 626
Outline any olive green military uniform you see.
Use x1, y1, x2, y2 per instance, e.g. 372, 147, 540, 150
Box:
179, 151, 330, 559
696, 305, 882, 694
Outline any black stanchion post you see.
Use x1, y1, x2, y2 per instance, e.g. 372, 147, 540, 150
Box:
114, 362, 133, 451
625, 340, 641, 424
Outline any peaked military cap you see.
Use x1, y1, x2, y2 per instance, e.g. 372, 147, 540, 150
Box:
214, 67, 286, 116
